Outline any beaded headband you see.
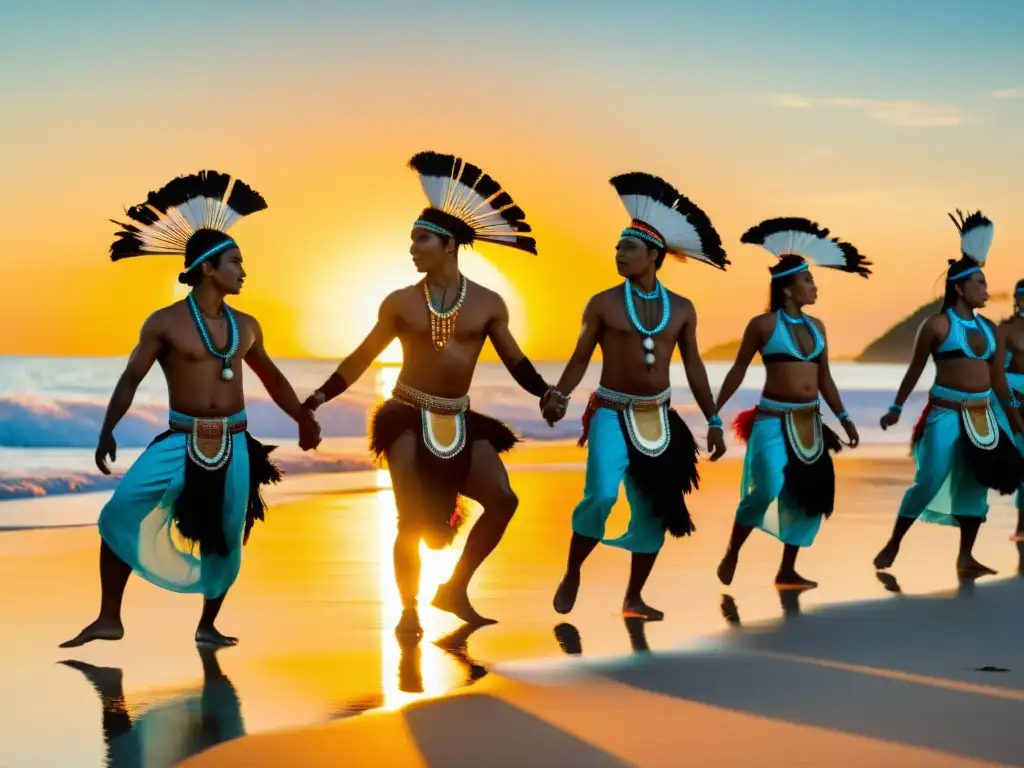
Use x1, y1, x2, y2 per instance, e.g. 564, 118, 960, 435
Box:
620, 220, 666, 249
413, 218, 453, 239
181, 238, 237, 277
771, 260, 810, 280
948, 266, 981, 282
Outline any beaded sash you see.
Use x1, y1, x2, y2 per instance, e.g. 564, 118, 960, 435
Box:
961, 401, 998, 451
169, 413, 247, 472
392, 381, 470, 460
594, 386, 671, 458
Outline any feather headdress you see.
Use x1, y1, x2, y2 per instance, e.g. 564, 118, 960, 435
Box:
408, 152, 536, 254
741, 217, 871, 279
609, 172, 728, 270
109, 170, 267, 280
948, 209, 994, 266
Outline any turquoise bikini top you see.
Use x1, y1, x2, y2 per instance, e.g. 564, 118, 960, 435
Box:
933, 309, 995, 362
760, 310, 825, 365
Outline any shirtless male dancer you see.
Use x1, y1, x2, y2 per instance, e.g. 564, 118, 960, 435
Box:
61, 171, 321, 649
995, 278, 1024, 540
543, 172, 728, 620
305, 152, 554, 636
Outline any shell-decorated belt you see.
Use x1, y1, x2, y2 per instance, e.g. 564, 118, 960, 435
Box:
592, 386, 671, 412
392, 381, 469, 415
169, 415, 248, 438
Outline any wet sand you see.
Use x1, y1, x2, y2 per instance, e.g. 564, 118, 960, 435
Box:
2, 442, 1022, 767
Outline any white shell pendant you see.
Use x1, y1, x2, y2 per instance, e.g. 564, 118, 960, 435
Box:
642, 337, 655, 351
221, 366, 234, 381
644, 352, 656, 366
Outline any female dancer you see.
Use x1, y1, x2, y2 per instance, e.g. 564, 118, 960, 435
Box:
875, 211, 1024, 574
716, 218, 870, 589
993, 279, 1024, 539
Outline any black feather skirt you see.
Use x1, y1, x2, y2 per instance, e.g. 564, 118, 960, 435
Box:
370, 399, 519, 549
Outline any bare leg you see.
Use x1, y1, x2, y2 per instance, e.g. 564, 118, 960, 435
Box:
954, 516, 996, 574
873, 516, 915, 569
622, 552, 663, 619
553, 533, 600, 614
717, 523, 754, 586
433, 441, 518, 625
386, 432, 425, 637
195, 593, 238, 647
775, 544, 817, 589
1015, 502, 1024, 540
59, 541, 130, 648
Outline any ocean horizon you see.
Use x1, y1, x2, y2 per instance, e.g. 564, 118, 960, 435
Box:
0, 355, 939, 504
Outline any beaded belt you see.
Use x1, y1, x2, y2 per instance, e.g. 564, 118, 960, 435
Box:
756, 396, 820, 416
392, 381, 469, 415
592, 386, 670, 412
169, 415, 248, 438
927, 385, 991, 411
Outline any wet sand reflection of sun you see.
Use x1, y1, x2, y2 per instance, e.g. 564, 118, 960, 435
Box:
374, 364, 462, 710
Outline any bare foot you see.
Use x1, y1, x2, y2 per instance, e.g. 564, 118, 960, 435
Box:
873, 542, 899, 570
396, 608, 423, 637
956, 555, 997, 576
717, 552, 738, 586
432, 583, 496, 626
775, 571, 818, 590
195, 626, 239, 647
553, 571, 581, 615
622, 597, 664, 621
59, 618, 124, 648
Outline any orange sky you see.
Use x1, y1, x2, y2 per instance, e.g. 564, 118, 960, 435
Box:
3, 3, 1022, 362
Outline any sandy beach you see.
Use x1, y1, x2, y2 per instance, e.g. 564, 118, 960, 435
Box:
3, 442, 1023, 767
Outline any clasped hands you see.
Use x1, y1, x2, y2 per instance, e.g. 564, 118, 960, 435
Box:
298, 392, 324, 451
540, 388, 568, 426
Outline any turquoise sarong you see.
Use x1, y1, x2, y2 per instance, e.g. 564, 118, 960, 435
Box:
98, 410, 259, 599
899, 386, 1013, 526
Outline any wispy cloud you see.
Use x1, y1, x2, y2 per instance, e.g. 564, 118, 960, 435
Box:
987, 86, 1024, 99
765, 93, 974, 127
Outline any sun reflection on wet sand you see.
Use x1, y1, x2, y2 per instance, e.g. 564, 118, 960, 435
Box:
374, 364, 463, 710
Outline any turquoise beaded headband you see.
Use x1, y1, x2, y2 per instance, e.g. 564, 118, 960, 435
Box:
771, 261, 809, 280
180, 238, 237, 278
948, 266, 981, 282
620, 220, 666, 250
414, 219, 453, 238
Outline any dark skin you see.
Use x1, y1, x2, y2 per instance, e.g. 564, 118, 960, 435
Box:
60, 247, 321, 650
306, 227, 541, 635
715, 269, 858, 589
543, 236, 726, 620
874, 271, 1022, 573
997, 290, 1024, 538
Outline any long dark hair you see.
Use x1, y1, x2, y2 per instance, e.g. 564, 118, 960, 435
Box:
767, 255, 808, 312
941, 256, 980, 311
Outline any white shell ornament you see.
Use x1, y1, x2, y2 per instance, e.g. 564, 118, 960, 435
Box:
642, 337, 655, 351
644, 352, 656, 366
221, 367, 235, 381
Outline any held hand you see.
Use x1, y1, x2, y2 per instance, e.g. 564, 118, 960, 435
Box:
879, 409, 900, 431
1011, 410, 1024, 437
707, 427, 727, 461
843, 419, 860, 448
298, 413, 322, 451
95, 431, 117, 475
541, 399, 567, 426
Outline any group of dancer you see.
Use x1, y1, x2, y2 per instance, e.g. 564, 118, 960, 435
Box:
59, 152, 1024, 648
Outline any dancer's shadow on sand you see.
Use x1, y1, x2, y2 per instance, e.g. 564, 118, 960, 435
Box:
553, 617, 652, 658
720, 588, 807, 629
58, 646, 244, 768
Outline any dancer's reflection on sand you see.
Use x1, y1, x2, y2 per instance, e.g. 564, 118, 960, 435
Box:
394, 623, 489, 694
554, 623, 583, 656
778, 587, 804, 618
58, 645, 243, 768
553, 618, 652, 658
876, 571, 903, 594
720, 594, 742, 628
1015, 540, 1024, 576
719, 590, 806, 627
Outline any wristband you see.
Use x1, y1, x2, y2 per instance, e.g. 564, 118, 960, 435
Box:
1007, 396, 1022, 409
708, 414, 723, 429
888, 403, 902, 414
836, 410, 850, 422
511, 357, 551, 399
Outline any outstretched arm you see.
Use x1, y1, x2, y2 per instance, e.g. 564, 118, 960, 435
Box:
487, 295, 552, 398
678, 304, 727, 460
96, 315, 164, 473
816, 323, 859, 447
993, 321, 1024, 434
714, 318, 762, 412
305, 295, 399, 410
245, 319, 313, 424
881, 317, 936, 429
541, 298, 602, 424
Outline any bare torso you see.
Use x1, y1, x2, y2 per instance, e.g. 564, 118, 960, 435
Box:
1003, 315, 1024, 376
392, 279, 505, 397
751, 312, 824, 402
151, 301, 258, 417
591, 284, 692, 396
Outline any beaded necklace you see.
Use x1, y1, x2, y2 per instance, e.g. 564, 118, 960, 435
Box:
778, 310, 825, 361
624, 279, 670, 370
186, 292, 240, 380
424, 275, 468, 351
945, 308, 994, 361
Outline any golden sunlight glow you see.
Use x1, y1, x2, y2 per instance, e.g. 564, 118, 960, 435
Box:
301, 243, 526, 359
374, 364, 463, 710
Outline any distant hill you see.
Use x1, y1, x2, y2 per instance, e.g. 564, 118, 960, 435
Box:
702, 338, 747, 362
857, 292, 1011, 363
